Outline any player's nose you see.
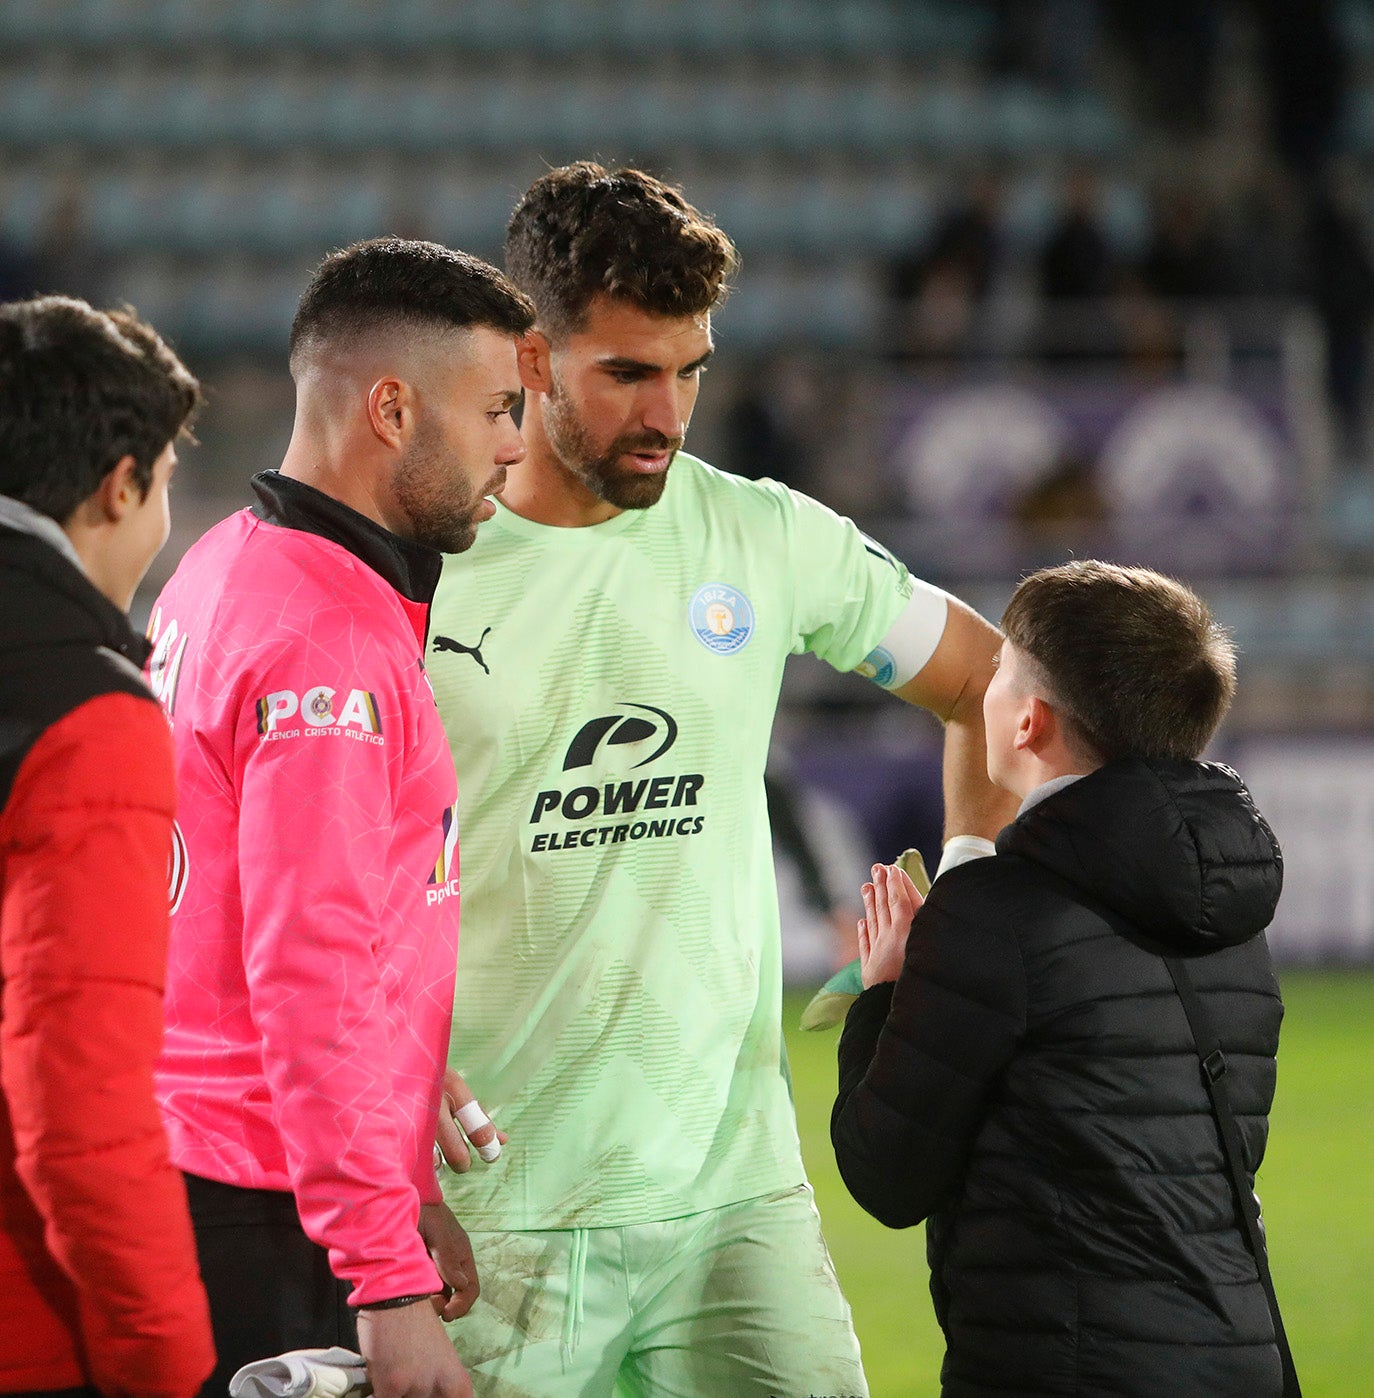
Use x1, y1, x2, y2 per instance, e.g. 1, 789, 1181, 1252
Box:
497, 420, 526, 467
640, 380, 687, 442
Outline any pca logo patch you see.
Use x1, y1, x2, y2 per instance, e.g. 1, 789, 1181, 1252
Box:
689, 583, 754, 655
256, 686, 382, 736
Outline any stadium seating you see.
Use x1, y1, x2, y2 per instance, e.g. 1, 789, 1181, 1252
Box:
0, 0, 1137, 351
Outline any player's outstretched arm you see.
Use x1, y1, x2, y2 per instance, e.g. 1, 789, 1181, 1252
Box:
893, 597, 1018, 848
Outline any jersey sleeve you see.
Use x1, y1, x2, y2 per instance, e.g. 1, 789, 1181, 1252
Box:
779, 484, 932, 676
0, 695, 216, 1398
231, 646, 442, 1306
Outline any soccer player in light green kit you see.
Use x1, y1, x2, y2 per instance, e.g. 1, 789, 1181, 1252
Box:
428, 163, 1018, 1396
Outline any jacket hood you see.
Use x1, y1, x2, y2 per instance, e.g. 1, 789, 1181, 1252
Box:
998, 757, 1283, 953
0, 523, 151, 668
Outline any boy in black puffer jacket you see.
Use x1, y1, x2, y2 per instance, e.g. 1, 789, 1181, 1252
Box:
832, 561, 1288, 1397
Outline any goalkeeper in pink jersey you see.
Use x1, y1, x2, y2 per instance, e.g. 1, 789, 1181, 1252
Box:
148, 240, 531, 1398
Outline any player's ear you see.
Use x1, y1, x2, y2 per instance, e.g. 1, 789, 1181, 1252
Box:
1017, 694, 1055, 755
92, 454, 142, 523
517, 331, 552, 394
366, 377, 409, 450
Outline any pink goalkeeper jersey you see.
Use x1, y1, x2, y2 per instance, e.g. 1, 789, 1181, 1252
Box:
147, 474, 461, 1306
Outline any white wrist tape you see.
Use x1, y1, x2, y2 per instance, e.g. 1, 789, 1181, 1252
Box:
455, 1100, 501, 1161
936, 835, 997, 878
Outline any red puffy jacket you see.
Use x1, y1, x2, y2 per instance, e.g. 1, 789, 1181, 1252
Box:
1, 518, 214, 1397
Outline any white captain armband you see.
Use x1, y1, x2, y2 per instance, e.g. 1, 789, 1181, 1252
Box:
853, 579, 952, 691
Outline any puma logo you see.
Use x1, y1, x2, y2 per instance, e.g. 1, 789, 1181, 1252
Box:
433, 628, 492, 674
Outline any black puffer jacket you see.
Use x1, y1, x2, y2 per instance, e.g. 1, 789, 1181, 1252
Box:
833, 758, 1285, 1397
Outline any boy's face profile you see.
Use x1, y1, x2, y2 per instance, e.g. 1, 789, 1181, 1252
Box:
983, 639, 1034, 796
984, 640, 1056, 805
117, 441, 179, 608
985, 635, 1105, 799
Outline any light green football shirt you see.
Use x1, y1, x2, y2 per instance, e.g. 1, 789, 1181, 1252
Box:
429, 454, 915, 1230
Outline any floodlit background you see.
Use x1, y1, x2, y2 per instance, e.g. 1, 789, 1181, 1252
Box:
4, 2, 1371, 1391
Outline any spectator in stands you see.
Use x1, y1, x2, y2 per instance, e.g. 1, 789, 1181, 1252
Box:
1109, 181, 1231, 374
1039, 168, 1115, 304
0, 179, 40, 302
1140, 183, 1230, 303
987, 0, 1103, 95
1110, 1, 1225, 137
1308, 165, 1374, 458
31, 183, 109, 305
1220, 165, 1311, 302
0, 295, 215, 1398
1011, 451, 1107, 562
721, 355, 822, 492
888, 170, 1008, 361
0, 244, 34, 303
1035, 167, 1123, 362
1251, 0, 1347, 179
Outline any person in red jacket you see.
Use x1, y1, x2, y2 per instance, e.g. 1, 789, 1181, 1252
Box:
0, 295, 215, 1398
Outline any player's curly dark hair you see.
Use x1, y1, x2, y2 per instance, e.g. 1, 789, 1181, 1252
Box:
505, 162, 739, 339
1001, 560, 1236, 764
0, 295, 201, 524
289, 237, 535, 368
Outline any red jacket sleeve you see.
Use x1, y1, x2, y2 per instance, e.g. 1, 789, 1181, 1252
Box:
0, 694, 216, 1398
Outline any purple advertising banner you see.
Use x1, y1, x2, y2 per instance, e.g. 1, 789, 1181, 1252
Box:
792, 728, 1374, 965
883, 372, 1302, 578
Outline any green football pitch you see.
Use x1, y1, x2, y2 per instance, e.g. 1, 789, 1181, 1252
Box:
785, 969, 1374, 1397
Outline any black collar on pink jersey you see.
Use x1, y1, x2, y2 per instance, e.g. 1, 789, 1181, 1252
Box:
250, 470, 443, 605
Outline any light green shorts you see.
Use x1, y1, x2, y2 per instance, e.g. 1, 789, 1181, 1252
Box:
446, 1184, 868, 1398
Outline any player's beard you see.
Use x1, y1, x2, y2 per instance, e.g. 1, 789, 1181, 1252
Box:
394, 416, 504, 554
544, 374, 682, 511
